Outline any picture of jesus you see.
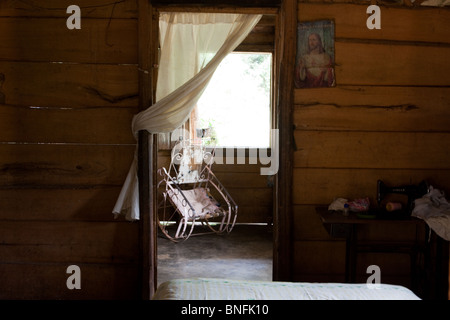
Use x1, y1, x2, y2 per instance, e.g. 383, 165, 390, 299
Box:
295, 21, 335, 89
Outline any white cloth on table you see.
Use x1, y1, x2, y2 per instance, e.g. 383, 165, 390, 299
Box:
412, 186, 450, 241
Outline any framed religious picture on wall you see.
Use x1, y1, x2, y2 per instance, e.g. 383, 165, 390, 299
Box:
295, 20, 336, 89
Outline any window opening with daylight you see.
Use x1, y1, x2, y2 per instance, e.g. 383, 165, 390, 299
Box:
191, 52, 273, 148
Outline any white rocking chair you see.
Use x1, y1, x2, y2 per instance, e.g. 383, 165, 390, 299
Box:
157, 137, 238, 242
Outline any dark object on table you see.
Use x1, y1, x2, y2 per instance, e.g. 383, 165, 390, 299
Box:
376, 179, 429, 215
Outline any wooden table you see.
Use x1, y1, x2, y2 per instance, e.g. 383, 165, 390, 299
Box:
316, 206, 431, 295
316, 206, 449, 299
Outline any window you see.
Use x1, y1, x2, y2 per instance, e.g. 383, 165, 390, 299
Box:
191, 52, 272, 148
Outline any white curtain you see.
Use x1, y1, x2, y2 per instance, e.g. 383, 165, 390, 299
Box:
113, 12, 262, 220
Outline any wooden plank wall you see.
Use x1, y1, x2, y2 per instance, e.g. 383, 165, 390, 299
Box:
0, 1, 140, 299
293, 0, 450, 292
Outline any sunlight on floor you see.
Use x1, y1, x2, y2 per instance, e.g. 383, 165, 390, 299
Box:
157, 224, 273, 286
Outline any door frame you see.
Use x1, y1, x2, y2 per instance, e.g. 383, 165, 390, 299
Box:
136, 0, 296, 299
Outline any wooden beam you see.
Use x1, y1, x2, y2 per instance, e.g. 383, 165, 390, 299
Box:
137, 0, 156, 300
153, 5, 279, 14
151, 0, 282, 10
272, 0, 296, 281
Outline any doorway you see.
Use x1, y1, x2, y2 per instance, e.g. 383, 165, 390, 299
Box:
153, 9, 277, 287
136, 1, 296, 298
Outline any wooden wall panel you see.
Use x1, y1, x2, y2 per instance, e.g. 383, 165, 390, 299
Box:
335, 42, 450, 86
293, 168, 450, 205
0, 105, 136, 144
0, 0, 138, 18
299, 3, 450, 44
0, 0, 139, 300
0, 263, 139, 300
292, 205, 330, 240
294, 131, 450, 169
292, 240, 346, 279
236, 15, 276, 51
0, 187, 125, 221
0, 144, 135, 187
295, 85, 450, 108
292, 1, 450, 296
0, 221, 138, 264
0, 18, 137, 63
0, 62, 138, 108
294, 86, 450, 132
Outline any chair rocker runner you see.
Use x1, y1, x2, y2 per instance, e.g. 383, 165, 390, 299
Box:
157, 137, 238, 242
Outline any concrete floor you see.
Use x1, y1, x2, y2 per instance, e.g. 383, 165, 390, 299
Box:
156, 223, 273, 287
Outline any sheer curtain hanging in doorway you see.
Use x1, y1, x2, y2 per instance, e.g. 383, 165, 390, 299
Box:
113, 12, 262, 220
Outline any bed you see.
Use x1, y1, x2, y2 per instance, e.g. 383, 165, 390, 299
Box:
152, 278, 421, 300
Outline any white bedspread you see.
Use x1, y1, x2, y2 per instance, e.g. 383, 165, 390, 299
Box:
152, 278, 421, 300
